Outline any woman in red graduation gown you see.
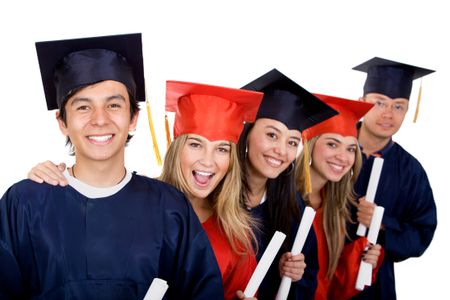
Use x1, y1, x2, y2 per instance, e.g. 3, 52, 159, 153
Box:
295, 94, 384, 300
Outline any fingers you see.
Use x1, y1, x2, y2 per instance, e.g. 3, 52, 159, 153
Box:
279, 252, 306, 282
27, 161, 68, 186
235, 290, 257, 300
362, 244, 382, 268
357, 198, 376, 227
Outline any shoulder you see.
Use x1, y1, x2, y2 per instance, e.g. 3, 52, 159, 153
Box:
129, 174, 191, 211
390, 143, 427, 173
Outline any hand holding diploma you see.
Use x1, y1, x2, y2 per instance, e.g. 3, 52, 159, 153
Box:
275, 207, 316, 300
243, 231, 286, 298
144, 278, 169, 300
355, 206, 384, 291
357, 157, 383, 237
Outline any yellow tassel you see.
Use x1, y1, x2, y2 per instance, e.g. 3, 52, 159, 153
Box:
303, 139, 312, 195
146, 99, 162, 166
413, 79, 423, 123
164, 114, 171, 148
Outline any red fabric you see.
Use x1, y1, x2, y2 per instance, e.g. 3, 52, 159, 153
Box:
302, 94, 373, 140
166, 81, 263, 143
313, 208, 385, 300
202, 216, 257, 300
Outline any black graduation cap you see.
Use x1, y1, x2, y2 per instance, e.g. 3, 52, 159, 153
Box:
353, 57, 435, 100
35, 33, 145, 110
241, 69, 338, 132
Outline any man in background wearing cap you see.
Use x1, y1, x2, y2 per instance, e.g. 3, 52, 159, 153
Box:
0, 33, 223, 299
350, 57, 437, 299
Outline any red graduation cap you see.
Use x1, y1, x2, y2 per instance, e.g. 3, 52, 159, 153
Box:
166, 81, 263, 143
302, 94, 374, 140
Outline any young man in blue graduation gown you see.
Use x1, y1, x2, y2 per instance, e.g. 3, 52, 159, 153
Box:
350, 57, 438, 300
0, 33, 223, 300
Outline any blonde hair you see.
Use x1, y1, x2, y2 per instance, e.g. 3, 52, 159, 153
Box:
296, 136, 362, 278
159, 134, 256, 255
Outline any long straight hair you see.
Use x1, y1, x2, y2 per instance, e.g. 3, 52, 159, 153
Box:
296, 136, 362, 278
159, 134, 256, 255
237, 123, 300, 250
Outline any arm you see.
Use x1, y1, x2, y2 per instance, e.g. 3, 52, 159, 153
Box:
0, 186, 27, 298
381, 169, 436, 262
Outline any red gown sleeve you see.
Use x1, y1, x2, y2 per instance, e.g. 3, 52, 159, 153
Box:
328, 237, 385, 299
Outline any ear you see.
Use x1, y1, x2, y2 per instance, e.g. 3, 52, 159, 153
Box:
56, 111, 69, 136
129, 110, 139, 132
358, 96, 366, 102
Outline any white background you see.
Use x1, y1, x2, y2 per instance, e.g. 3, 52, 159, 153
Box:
0, 1, 447, 298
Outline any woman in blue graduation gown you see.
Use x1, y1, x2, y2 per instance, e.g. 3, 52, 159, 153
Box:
238, 69, 337, 299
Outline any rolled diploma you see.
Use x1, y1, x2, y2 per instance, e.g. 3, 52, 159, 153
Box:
355, 206, 384, 290
275, 207, 316, 300
244, 231, 286, 297
357, 157, 384, 236
144, 278, 169, 300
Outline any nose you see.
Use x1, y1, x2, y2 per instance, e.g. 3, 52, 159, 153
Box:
90, 107, 109, 126
273, 141, 287, 157
335, 148, 349, 162
199, 147, 214, 167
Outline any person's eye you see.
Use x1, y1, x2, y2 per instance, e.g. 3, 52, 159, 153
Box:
217, 146, 230, 154
76, 105, 90, 111
347, 147, 356, 153
394, 104, 405, 111
189, 142, 201, 149
375, 101, 385, 108
266, 132, 277, 140
326, 142, 337, 148
288, 140, 299, 147
109, 103, 122, 109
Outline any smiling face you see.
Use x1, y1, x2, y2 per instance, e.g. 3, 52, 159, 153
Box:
246, 118, 301, 180
57, 80, 138, 164
310, 133, 357, 184
180, 134, 231, 200
361, 93, 409, 140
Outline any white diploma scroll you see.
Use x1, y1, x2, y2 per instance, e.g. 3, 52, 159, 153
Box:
275, 207, 316, 300
144, 278, 169, 300
244, 231, 287, 297
355, 206, 384, 291
357, 157, 384, 237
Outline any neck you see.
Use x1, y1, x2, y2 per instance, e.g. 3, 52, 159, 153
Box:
358, 124, 391, 157
71, 157, 126, 188
189, 196, 213, 223
245, 160, 268, 208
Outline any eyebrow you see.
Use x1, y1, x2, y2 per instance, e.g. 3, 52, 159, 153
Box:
187, 136, 231, 146
324, 136, 357, 147
70, 94, 126, 106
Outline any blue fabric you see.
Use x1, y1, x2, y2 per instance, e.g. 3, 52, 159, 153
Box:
250, 195, 318, 300
0, 175, 223, 300
349, 142, 437, 300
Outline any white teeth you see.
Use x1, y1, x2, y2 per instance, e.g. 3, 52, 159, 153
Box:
194, 171, 213, 177
329, 163, 344, 171
266, 157, 282, 167
88, 135, 112, 142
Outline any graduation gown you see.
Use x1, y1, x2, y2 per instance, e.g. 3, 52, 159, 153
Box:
350, 141, 437, 300
202, 216, 257, 300
0, 171, 224, 300
249, 194, 319, 300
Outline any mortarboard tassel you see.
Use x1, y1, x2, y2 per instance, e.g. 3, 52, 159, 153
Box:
146, 99, 162, 166
302, 139, 312, 195
413, 79, 423, 123
164, 114, 172, 148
